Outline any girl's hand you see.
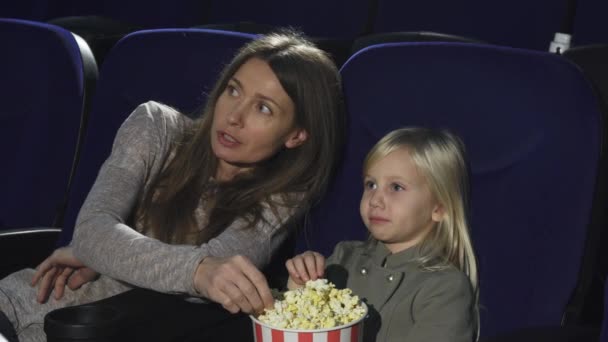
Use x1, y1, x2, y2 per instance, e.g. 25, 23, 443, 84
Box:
285, 251, 325, 289
31, 247, 99, 303
194, 255, 274, 314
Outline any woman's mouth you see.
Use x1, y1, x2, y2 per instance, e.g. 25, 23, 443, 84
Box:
217, 131, 240, 147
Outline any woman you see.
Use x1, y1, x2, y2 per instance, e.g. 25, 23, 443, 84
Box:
0, 29, 345, 341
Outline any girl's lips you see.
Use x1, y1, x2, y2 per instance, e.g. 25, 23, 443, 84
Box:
217, 131, 240, 147
369, 216, 390, 224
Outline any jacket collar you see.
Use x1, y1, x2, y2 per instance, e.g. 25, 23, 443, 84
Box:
362, 239, 422, 270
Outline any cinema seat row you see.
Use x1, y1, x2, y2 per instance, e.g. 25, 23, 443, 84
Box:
1, 17, 607, 341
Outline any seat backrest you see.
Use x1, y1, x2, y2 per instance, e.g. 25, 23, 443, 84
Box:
563, 43, 608, 324
57, 28, 255, 245
351, 31, 484, 56
0, 0, 50, 21
564, 44, 608, 106
372, 0, 567, 50
46, 0, 210, 28
572, 0, 608, 46
302, 42, 606, 337
204, 0, 370, 39
0, 18, 97, 229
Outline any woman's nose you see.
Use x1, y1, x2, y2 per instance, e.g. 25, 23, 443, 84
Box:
227, 102, 246, 126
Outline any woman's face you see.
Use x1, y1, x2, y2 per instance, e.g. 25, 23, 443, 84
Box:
211, 57, 308, 180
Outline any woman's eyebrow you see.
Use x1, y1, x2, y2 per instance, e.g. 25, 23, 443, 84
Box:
229, 77, 242, 88
230, 76, 284, 112
256, 93, 282, 111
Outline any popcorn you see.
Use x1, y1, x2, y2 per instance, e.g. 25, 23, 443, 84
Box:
257, 279, 366, 330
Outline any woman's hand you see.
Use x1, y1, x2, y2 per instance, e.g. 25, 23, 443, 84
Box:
31, 247, 99, 303
194, 255, 274, 314
285, 251, 325, 289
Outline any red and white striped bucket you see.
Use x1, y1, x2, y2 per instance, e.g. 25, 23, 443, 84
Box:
250, 303, 367, 342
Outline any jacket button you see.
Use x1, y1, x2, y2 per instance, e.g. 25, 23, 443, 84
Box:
387, 274, 394, 282
360, 267, 368, 276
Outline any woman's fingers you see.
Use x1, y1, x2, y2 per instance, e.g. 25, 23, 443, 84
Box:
234, 256, 273, 311
68, 268, 99, 290
195, 255, 273, 314
31, 247, 96, 304
32, 247, 85, 287
53, 267, 75, 300
222, 280, 254, 313
32, 256, 55, 286
36, 266, 59, 303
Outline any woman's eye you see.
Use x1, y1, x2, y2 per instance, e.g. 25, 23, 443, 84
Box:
259, 103, 272, 114
226, 85, 239, 97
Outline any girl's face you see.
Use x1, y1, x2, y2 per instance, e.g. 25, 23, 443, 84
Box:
360, 148, 444, 254
211, 57, 308, 181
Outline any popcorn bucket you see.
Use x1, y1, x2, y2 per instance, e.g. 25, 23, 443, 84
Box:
250, 303, 367, 342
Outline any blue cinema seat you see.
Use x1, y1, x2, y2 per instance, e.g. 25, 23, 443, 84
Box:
0, 18, 97, 276
46, 0, 212, 66
563, 42, 608, 331
56, 28, 255, 248
301, 42, 607, 339
351, 31, 484, 56
203, 0, 369, 40
564, 44, 608, 106
572, 0, 608, 46
198, 0, 371, 67
370, 0, 568, 50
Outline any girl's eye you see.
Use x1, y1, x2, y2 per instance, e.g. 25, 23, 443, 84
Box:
226, 85, 239, 97
391, 183, 404, 191
259, 103, 272, 114
364, 180, 376, 190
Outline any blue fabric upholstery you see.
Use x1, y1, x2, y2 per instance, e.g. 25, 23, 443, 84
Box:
573, 0, 608, 46
0, 18, 92, 229
563, 47, 608, 323
0, 0, 50, 21
302, 42, 605, 337
204, 0, 370, 39
46, 0, 209, 28
564, 44, 608, 107
57, 29, 255, 246
372, 0, 567, 50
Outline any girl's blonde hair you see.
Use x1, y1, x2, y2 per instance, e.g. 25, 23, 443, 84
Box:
364, 127, 479, 331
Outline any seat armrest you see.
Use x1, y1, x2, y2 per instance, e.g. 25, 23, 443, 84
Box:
0, 228, 61, 278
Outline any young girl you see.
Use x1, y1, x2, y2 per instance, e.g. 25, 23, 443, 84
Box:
286, 127, 479, 342
0, 30, 345, 342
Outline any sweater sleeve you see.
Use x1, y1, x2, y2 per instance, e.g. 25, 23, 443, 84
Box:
71, 101, 293, 297
404, 270, 475, 342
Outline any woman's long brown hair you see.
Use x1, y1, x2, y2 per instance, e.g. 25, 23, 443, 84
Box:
135, 30, 346, 244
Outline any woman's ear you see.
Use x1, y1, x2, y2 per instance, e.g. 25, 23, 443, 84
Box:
431, 204, 445, 222
284, 128, 308, 149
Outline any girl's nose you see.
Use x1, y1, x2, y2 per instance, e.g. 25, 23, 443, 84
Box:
369, 191, 384, 208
